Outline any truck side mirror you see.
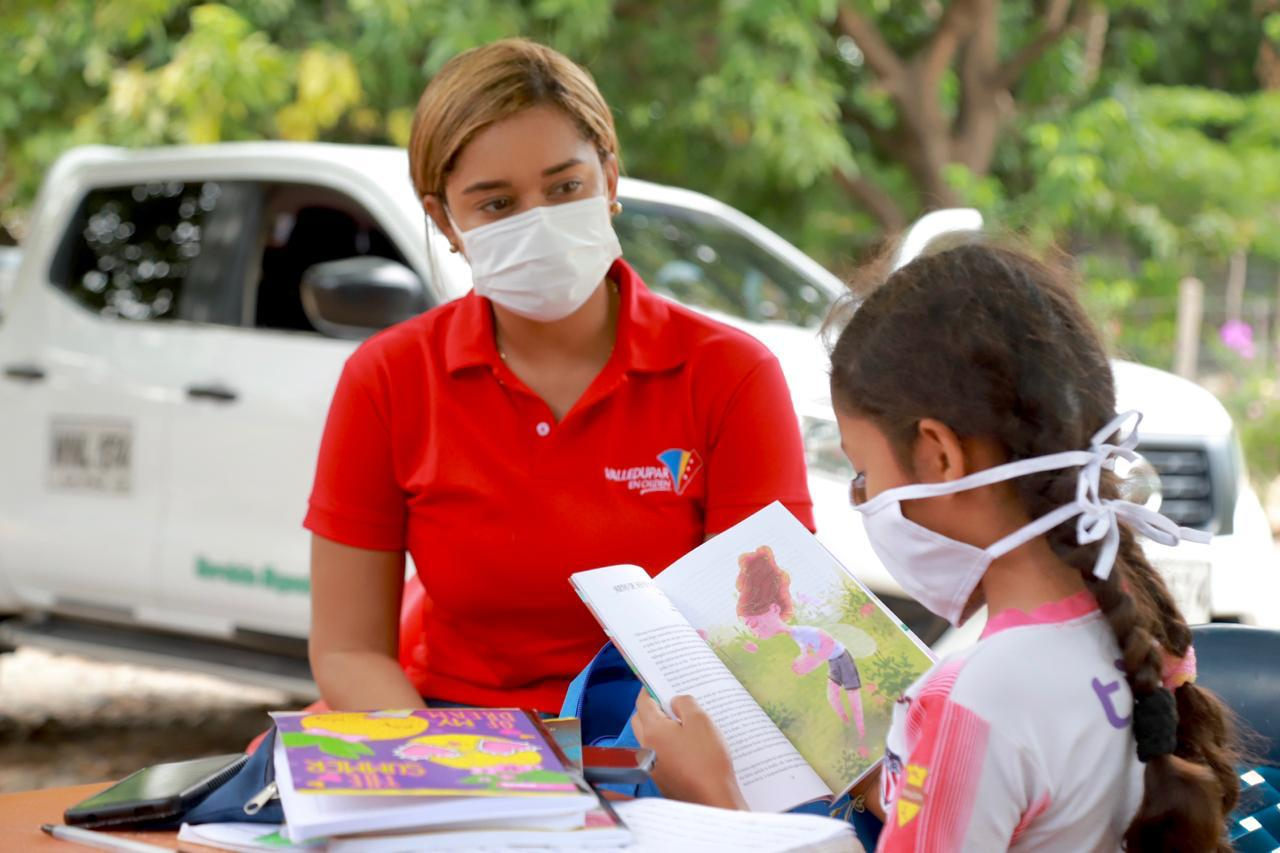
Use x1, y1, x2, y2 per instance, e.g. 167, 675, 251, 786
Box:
300, 257, 428, 339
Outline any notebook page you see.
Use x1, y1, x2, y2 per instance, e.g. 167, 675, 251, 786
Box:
572, 565, 831, 812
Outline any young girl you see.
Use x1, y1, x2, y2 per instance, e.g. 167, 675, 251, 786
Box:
737, 546, 867, 740
633, 243, 1239, 851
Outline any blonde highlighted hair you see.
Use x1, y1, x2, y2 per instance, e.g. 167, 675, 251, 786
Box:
408, 38, 619, 202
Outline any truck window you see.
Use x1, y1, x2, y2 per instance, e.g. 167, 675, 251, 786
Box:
613, 200, 830, 328
53, 182, 226, 322
249, 184, 410, 334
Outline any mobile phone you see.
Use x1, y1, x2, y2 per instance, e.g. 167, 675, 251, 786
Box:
582, 745, 656, 785
64, 753, 247, 829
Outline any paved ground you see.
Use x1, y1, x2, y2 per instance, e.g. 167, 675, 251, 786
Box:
0, 647, 290, 793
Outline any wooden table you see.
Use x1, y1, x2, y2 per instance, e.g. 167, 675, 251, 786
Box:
0, 783, 204, 851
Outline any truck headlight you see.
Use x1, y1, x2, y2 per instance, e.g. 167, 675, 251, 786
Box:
802, 416, 852, 478
1116, 453, 1163, 512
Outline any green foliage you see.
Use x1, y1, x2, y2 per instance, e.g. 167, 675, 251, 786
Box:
864, 649, 920, 701
1213, 347, 1280, 486
3, 1, 1273, 263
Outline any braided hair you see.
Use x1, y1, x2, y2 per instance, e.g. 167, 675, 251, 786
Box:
828, 241, 1238, 851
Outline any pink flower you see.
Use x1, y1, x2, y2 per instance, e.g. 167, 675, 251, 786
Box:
859, 603, 876, 618
743, 641, 759, 653
863, 682, 877, 694
1220, 320, 1256, 360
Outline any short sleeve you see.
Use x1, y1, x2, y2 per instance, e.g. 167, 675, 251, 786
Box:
878, 687, 1032, 852
304, 355, 407, 551
703, 355, 814, 534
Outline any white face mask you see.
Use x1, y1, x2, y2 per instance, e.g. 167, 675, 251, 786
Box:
852, 412, 1211, 627
451, 195, 622, 323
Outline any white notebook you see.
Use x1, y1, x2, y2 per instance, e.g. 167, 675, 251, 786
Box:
180, 798, 861, 853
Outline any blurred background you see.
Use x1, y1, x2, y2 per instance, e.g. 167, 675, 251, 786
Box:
1, 0, 1277, 793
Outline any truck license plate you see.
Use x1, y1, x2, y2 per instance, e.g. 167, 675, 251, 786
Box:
48, 419, 133, 494
1151, 556, 1212, 625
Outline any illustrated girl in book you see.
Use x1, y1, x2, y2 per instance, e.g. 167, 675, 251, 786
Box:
736, 546, 866, 741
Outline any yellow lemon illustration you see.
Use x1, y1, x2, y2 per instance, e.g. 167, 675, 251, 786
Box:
302, 712, 430, 740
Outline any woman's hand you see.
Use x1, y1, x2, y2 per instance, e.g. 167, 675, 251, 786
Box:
631, 692, 748, 810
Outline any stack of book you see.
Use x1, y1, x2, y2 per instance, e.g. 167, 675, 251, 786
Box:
177, 705, 859, 852
260, 706, 618, 849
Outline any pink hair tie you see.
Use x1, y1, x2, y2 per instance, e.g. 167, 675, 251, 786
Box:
1161, 644, 1197, 690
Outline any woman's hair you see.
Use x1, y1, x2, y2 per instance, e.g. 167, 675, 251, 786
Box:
828, 240, 1238, 851
736, 547, 795, 620
408, 38, 619, 201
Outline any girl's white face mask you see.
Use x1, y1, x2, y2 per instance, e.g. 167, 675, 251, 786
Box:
852, 411, 1211, 627
451, 196, 622, 323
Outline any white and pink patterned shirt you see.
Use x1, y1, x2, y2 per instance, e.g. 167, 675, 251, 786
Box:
877, 591, 1145, 852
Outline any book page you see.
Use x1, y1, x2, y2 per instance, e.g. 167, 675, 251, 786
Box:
572, 565, 832, 812
656, 503, 935, 798
613, 797, 861, 852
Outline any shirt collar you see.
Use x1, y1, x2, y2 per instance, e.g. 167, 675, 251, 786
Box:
443, 259, 686, 375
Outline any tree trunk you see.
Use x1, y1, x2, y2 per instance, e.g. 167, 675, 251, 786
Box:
833, 169, 908, 232
1226, 249, 1248, 323
893, 65, 964, 208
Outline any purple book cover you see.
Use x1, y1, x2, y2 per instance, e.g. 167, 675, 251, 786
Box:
269, 708, 579, 797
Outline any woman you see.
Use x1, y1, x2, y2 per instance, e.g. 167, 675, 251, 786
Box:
306, 38, 814, 714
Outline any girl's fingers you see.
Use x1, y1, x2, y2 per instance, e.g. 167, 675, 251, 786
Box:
668, 694, 704, 724
635, 689, 660, 719
630, 709, 646, 742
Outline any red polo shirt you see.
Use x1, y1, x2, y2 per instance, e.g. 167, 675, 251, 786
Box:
305, 260, 813, 711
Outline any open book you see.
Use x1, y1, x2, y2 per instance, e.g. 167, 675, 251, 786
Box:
572, 502, 934, 813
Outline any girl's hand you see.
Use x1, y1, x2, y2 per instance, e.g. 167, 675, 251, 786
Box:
631, 692, 748, 810
850, 764, 886, 822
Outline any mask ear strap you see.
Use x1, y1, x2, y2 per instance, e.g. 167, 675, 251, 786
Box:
985, 502, 1083, 560
856, 449, 1095, 513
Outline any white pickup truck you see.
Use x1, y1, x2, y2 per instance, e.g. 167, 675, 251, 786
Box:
1, 143, 1274, 694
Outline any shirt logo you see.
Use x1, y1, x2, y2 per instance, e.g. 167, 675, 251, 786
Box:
657, 448, 703, 496
603, 448, 703, 496
896, 763, 929, 827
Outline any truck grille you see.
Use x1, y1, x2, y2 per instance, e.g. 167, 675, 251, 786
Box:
1137, 446, 1215, 531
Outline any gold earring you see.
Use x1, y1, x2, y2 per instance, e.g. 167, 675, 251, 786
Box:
609, 200, 623, 216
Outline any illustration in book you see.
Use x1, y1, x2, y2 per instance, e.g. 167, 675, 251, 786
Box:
736, 547, 869, 753
270, 708, 579, 797
663, 518, 935, 793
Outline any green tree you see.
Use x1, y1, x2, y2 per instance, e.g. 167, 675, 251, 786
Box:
2, 0, 1276, 270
